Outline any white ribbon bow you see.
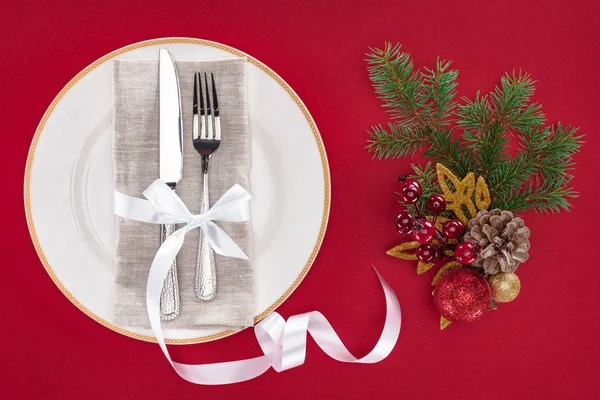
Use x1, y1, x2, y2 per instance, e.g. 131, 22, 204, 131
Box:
115, 179, 251, 261
114, 181, 402, 385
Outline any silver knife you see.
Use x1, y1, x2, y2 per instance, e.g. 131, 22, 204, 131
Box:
158, 49, 183, 321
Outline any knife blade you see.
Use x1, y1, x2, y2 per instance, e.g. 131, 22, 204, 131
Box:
159, 49, 183, 186
158, 48, 183, 320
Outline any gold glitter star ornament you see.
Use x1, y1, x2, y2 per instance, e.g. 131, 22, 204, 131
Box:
436, 163, 491, 223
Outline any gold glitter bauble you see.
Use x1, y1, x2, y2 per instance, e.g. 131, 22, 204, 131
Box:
488, 272, 521, 303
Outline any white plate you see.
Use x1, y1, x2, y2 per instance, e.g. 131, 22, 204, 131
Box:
25, 38, 330, 344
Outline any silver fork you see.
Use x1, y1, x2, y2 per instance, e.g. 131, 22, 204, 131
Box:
192, 72, 221, 301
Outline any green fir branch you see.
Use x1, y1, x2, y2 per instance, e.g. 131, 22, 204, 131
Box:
491, 124, 583, 202
421, 58, 458, 125
491, 71, 544, 130
366, 43, 427, 123
492, 181, 579, 213
422, 127, 473, 177
410, 162, 439, 195
457, 92, 493, 131
365, 43, 584, 214
487, 152, 535, 195
366, 122, 428, 159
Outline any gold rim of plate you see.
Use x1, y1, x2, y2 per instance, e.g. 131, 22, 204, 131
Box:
23, 37, 331, 344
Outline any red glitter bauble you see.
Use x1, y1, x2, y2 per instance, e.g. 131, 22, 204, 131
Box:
434, 268, 491, 323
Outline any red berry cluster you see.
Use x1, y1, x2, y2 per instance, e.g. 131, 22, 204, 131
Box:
395, 177, 479, 265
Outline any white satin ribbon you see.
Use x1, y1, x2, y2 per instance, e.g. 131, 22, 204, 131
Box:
115, 181, 402, 385
115, 180, 251, 260
152, 267, 401, 385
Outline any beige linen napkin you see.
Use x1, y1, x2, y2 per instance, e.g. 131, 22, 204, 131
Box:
113, 57, 254, 329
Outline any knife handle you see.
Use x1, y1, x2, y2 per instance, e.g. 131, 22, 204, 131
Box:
160, 223, 180, 320
195, 163, 217, 300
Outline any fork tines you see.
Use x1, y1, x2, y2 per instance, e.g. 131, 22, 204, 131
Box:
193, 72, 220, 141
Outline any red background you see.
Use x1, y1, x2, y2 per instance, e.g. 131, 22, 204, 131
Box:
2, 0, 600, 398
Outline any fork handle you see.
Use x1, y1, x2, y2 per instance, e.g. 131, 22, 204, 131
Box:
195, 157, 217, 300
160, 222, 180, 320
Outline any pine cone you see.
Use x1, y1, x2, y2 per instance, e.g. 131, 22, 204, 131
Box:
463, 209, 531, 274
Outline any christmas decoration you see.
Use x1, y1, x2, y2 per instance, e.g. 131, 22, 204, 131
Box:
416, 244, 435, 262
399, 177, 422, 204
395, 211, 415, 234
386, 241, 420, 261
464, 209, 530, 274
426, 194, 446, 214
431, 248, 444, 263
434, 268, 491, 323
440, 317, 452, 330
369, 43, 583, 329
436, 163, 490, 223
442, 220, 464, 239
412, 219, 436, 243
454, 242, 478, 265
488, 272, 521, 303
